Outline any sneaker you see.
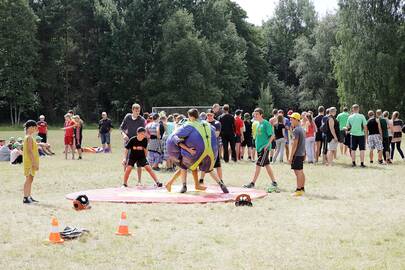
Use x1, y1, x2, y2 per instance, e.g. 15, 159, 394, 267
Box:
199, 179, 204, 184
271, 181, 278, 187
219, 181, 229, 193
243, 182, 255, 188
180, 184, 187, 193
78, 156, 82, 160
122, 183, 128, 188
23, 197, 33, 204
291, 190, 304, 197
156, 182, 163, 188
360, 163, 367, 168
152, 167, 160, 171
29, 196, 39, 203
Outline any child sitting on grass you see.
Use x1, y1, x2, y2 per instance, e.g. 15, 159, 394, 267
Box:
10, 143, 23, 164
23, 120, 40, 204
122, 127, 163, 188
35, 136, 55, 156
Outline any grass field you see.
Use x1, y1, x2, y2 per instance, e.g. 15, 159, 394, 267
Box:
1, 129, 405, 270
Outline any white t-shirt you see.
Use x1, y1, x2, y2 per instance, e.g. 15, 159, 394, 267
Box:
10, 149, 22, 163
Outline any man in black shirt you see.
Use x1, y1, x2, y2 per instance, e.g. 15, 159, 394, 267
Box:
314, 106, 325, 163
98, 112, 113, 152
218, 104, 237, 162
122, 127, 163, 187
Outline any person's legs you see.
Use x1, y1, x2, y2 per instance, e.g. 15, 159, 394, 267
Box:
180, 169, 188, 193
123, 166, 133, 186
70, 144, 75, 159
24, 174, 34, 197
296, 170, 305, 189
390, 142, 395, 160
315, 141, 321, 162
222, 136, 230, 162
273, 139, 281, 163
230, 136, 237, 162
396, 142, 404, 159
251, 166, 261, 183
216, 167, 223, 180
144, 165, 160, 183
248, 147, 252, 160
305, 138, 312, 162
166, 168, 181, 192
235, 138, 241, 160
309, 137, 315, 162
278, 138, 285, 162
370, 149, 374, 163
193, 170, 206, 190
64, 144, 68, 159
264, 165, 276, 182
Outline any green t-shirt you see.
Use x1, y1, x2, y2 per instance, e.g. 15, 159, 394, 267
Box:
379, 117, 388, 138
347, 113, 367, 136
255, 119, 273, 152
336, 112, 349, 131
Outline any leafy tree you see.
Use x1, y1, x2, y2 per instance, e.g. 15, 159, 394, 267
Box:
0, 0, 39, 125
291, 14, 339, 110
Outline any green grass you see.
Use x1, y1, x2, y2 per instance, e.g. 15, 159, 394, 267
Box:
1, 129, 405, 270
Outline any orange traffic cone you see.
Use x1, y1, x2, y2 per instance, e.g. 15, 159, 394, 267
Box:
48, 217, 64, 243
115, 212, 131, 236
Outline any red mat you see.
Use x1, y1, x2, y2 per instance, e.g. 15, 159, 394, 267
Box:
65, 185, 267, 204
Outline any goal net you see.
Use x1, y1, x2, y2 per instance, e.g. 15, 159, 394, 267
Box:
151, 106, 212, 116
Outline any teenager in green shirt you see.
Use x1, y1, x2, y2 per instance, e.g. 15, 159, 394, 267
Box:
337, 107, 350, 155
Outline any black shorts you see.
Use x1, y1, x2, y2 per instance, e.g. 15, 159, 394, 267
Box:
38, 133, 47, 143
127, 157, 149, 168
256, 149, 270, 167
75, 137, 82, 149
350, 135, 365, 151
315, 132, 323, 142
271, 141, 276, 150
344, 133, 351, 147
235, 135, 242, 143
252, 139, 256, 148
241, 137, 253, 147
338, 130, 346, 143
214, 156, 221, 168
291, 156, 304, 170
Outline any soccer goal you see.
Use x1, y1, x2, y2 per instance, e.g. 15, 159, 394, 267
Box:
151, 106, 212, 116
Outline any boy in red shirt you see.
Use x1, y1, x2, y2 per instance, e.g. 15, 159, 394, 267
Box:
234, 110, 245, 160
62, 114, 76, 159
37, 115, 48, 143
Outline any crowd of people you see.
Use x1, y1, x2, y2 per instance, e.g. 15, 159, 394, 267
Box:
7, 102, 405, 203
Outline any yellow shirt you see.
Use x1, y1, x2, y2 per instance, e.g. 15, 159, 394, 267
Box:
23, 135, 39, 176
252, 121, 259, 139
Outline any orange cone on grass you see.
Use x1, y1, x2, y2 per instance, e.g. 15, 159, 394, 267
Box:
48, 217, 64, 243
116, 211, 131, 236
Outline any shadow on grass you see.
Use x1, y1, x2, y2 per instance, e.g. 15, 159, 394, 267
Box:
304, 193, 339, 200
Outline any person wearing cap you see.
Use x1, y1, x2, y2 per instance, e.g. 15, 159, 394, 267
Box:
35, 136, 55, 155
22, 120, 40, 204
37, 115, 48, 143
234, 109, 245, 161
122, 126, 163, 187
289, 113, 306, 197
98, 112, 113, 153
10, 143, 23, 164
243, 108, 279, 191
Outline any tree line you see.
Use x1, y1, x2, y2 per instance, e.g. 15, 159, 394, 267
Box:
0, 0, 404, 125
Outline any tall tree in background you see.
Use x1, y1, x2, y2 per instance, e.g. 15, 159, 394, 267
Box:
333, 0, 405, 111
0, 0, 39, 125
291, 14, 339, 110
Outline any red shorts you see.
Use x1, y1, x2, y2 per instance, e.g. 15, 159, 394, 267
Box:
64, 136, 74, 145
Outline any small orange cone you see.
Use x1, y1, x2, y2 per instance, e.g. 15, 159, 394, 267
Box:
115, 212, 131, 236
48, 217, 64, 243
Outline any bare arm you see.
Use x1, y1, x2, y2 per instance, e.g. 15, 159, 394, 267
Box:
289, 138, 298, 163
179, 143, 196, 155
27, 137, 38, 170
329, 118, 338, 140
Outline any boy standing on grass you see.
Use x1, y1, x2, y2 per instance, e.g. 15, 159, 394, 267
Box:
243, 108, 279, 192
23, 120, 40, 204
289, 113, 306, 197
62, 113, 76, 160
122, 127, 163, 188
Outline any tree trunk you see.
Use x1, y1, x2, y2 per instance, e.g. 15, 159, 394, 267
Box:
17, 106, 22, 126
10, 103, 14, 126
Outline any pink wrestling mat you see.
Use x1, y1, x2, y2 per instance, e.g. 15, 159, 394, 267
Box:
65, 185, 267, 204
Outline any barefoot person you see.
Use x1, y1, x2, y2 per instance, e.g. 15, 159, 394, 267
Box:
289, 113, 306, 197
120, 103, 145, 175
122, 127, 163, 187
243, 108, 279, 192
165, 109, 228, 193
22, 120, 40, 204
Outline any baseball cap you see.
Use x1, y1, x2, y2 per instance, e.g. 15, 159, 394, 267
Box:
235, 109, 243, 116
290, 112, 301, 121
35, 136, 43, 141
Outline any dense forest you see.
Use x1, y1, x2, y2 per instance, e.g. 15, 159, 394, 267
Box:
0, 0, 404, 124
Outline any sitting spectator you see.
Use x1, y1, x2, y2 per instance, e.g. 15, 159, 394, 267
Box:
10, 143, 23, 164
36, 136, 55, 156
0, 142, 11, 161
16, 137, 23, 144
0, 139, 5, 147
